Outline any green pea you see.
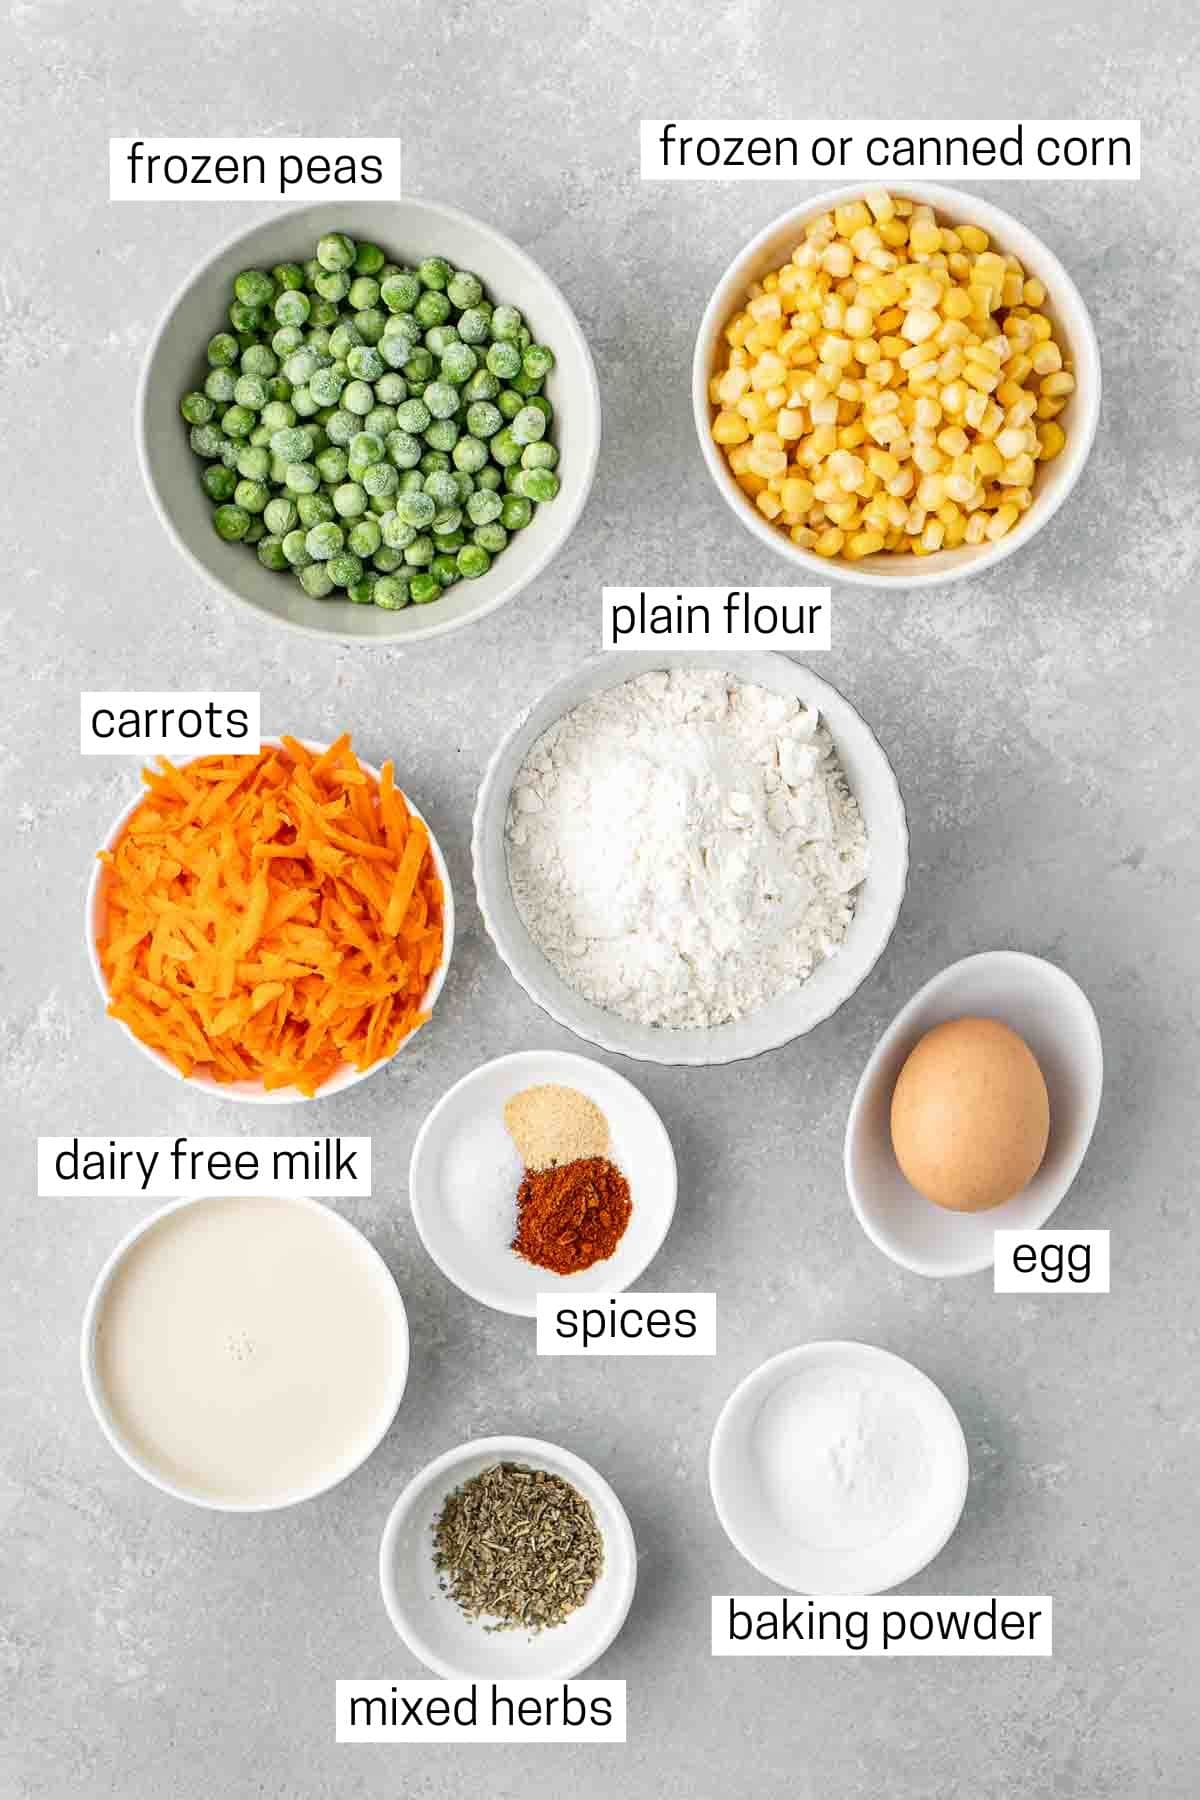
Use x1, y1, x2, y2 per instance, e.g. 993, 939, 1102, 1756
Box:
343, 380, 375, 416
423, 469, 459, 506
417, 256, 453, 291
262, 496, 298, 536
375, 371, 407, 406
510, 369, 544, 397
317, 232, 356, 272
347, 572, 379, 605
306, 522, 344, 560
363, 462, 399, 499
490, 305, 523, 342
409, 571, 442, 604
432, 507, 463, 536
207, 331, 240, 368
403, 533, 435, 566
281, 528, 312, 567
379, 331, 416, 370
452, 434, 489, 474
271, 426, 313, 462
297, 491, 335, 527
511, 404, 546, 445
486, 341, 522, 381
257, 534, 288, 570
315, 446, 348, 485
204, 367, 237, 404
497, 388, 524, 421
329, 320, 364, 358
326, 409, 357, 446
373, 574, 410, 610
314, 268, 351, 303
233, 374, 270, 411
354, 241, 385, 275
346, 343, 384, 381
323, 551, 359, 587
464, 367, 501, 402
523, 344, 556, 380
309, 366, 345, 407
348, 276, 380, 310
236, 445, 271, 481
381, 511, 417, 550
527, 394, 553, 424
413, 289, 451, 329
354, 307, 386, 345
181, 390, 215, 425
522, 468, 560, 502
381, 271, 421, 313
522, 441, 558, 471
403, 346, 436, 384
333, 482, 368, 519
385, 429, 423, 469
456, 543, 491, 579
365, 402, 398, 438
347, 432, 383, 467
348, 516, 383, 557
284, 348, 321, 386
424, 418, 459, 452
465, 400, 502, 438
396, 489, 436, 528
221, 404, 256, 439
476, 465, 503, 493
453, 470, 475, 503
444, 269, 481, 309
285, 461, 320, 494
202, 463, 238, 502
473, 521, 509, 554
490, 427, 521, 468
271, 261, 306, 292
431, 552, 461, 586
467, 488, 503, 526
272, 324, 305, 358
274, 289, 311, 328
299, 562, 335, 599
441, 342, 478, 385
243, 517, 267, 544
500, 493, 533, 530
213, 503, 251, 542
241, 343, 278, 379
233, 269, 275, 309
419, 450, 451, 476
372, 545, 405, 573
457, 306, 492, 346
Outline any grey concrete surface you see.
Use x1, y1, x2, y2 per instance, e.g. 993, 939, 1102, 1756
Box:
2, 4, 1197, 1796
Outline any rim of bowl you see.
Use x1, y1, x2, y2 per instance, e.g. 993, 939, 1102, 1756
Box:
472, 651, 909, 1066
85, 737, 455, 1104
135, 196, 602, 646
407, 1047, 679, 1313
80, 1192, 410, 1513
691, 180, 1102, 591
708, 1340, 969, 1594
843, 949, 1105, 1277
378, 1433, 638, 1678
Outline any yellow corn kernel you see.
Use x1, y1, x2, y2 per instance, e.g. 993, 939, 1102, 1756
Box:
937, 426, 969, 457
1031, 341, 1063, 376
973, 441, 1004, 477
865, 189, 895, 222
789, 525, 819, 549
1000, 453, 1036, 486
712, 410, 750, 445
844, 529, 885, 559
1023, 277, 1046, 306
921, 519, 946, 551
943, 514, 968, 547
1029, 313, 1053, 342
775, 408, 807, 440
867, 447, 900, 479
986, 503, 1020, 541
941, 287, 972, 320
1037, 421, 1066, 461
963, 361, 1000, 395
1041, 370, 1076, 398
813, 527, 845, 557
957, 224, 988, 253
748, 291, 783, 323
756, 489, 783, 519
964, 510, 988, 544
909, 218, 941, 255
781, 476, 815, 513
1036, 395, 1066, 420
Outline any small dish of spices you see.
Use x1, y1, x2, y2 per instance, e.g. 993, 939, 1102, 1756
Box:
409, 1050, 677, 1315
379, 1434, 637, 1680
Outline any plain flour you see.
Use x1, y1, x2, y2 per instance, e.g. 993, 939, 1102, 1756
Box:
504, 669, 869, 1029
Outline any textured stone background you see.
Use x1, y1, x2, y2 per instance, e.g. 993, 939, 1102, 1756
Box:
2, 4, 1197, 1795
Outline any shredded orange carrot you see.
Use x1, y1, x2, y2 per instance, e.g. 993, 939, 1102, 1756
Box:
96, 738, 445, 1096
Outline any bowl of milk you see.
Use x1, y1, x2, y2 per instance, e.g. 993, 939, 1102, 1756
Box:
81, 1193, 409, 1511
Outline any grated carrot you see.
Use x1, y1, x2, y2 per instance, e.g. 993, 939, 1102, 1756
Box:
96, 738, 445, 1096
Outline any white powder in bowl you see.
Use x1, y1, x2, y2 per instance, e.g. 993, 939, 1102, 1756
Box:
504, 669, 869, 1029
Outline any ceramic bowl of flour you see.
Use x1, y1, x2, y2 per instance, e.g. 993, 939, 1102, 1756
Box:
473, 652, 908, 1066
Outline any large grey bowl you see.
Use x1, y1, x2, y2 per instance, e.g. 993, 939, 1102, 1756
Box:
137, 198, 601, 645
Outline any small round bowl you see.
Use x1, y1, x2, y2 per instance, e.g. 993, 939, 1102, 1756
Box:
473, 651, 908, 1066
86, 739, 454, 1104
709, 1341, 968, 1595
845, 951, 1103, 1277
138, 197, 601, 645
379, 1435, 637, 1679
81, 1193, 410, 1513
409, 1048, 677, 1315
693, 180, 1101, 590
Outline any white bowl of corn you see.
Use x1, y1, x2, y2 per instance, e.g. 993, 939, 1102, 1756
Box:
693, 182, 1100, 588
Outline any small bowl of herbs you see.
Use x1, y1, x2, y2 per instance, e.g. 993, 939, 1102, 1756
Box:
379, 1435, 637, 1680
138, 198, 600, 644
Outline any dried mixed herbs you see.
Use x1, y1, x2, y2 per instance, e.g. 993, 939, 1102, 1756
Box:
432, 1462, 604, 1632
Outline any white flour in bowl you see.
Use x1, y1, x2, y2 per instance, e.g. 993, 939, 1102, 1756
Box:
504, 669, 869, 1029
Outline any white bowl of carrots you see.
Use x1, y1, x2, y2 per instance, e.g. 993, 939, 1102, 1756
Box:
86, 735, 454, 1104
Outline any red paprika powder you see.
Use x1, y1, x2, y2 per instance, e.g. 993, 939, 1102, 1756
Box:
512, 1156, 632, 1274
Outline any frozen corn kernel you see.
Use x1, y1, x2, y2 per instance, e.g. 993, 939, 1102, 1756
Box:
709, 190, 1071, 561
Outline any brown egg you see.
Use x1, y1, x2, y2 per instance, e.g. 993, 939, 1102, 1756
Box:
890, 1016, 1050, 1213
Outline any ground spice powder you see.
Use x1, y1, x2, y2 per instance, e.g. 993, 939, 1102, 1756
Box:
512, 1156, 632, 1274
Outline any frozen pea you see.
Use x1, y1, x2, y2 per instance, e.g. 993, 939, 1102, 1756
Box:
457, 543, 491, 579
221, 404, 256, 439
453, 470, 475, 503
274, 289, 311, 328
271, 426, 313, 463
475, 464, 503, 492
424, 418, 459, 452
489, 305, 523, 342
430, 552, 460, 586
213, 503, 251, 542
263, 496, 298, 536
457, 306, 492, 346
241, 343, 278, 380
511, 404, 546, 445
465, 400, 502, 438
432, 507, 462, 535
423, 381, 459, 420
181, 391, 218, 429
299, 562, 335, 599
347, 343, 384, 381
409, 572, 442, 604
425, 324, 460, 357
373, 574, 410, 610
284, 348, 321, 386
257, 534, 289, 570
217, 437, 241, 469
473, 521, 508, 554
308, 296, 339, 328
290, 385, 319, 418
522, 468, 560, 502
309, 366, 345, 407
273, 324, 305, 357
464, 367, 501, 403
234, 374, 270, 411
333, 482, 368, 519
403, 346, 436, 384
297, 491, 335, 527
362, 462, 399, 498
419, 450, 451, 476
397, 489, 436, 528
521, 441, 558, 471
207, 331, 240, 368
315, 446, 349, 485
233, 271, 273, 311
317, 232, 356, 272
236, 445, 271, 481
509, 368, 543, 398
348, 276, 380, 310
381, 271, 421, 313
403, 534, 435, 567
500, 493, 533, 530
306, 522, 344, 560
285, 461, 320, 494
441, 342, 478, 385
380, 331, 416, 370
417, 256, 453, 290
272, 261, 305, 292
348, 516, 382, 557
328, 551, 363, 587
347, 572, 378, 604
343, 380, 375, 416
438, 527, 466, 551
527, 394, 553, 424
314, 268, 351, 303
467, 488, 503, 526
414, 289, 451, 329
424, 469, 460, 508
202, 463, 238, 502
375, 371, 407, 406
349, 432, 385, 467
329, 320, 364, 357
486, 341, 522, 381
282, 528, 312, 567
380, 512, 417, 550
373, 545, 404, 573
490, 427, 521, 467
398, 468, 426, 494
452, 435, 489, 474
261, 400, 296, 432
497, 388, 524, 421
354, 307, 386, 345
386, 429, 423, 469
354, 241, 385, 275
364, 407, 397, 441
204, 367, 237, 404
229, 302, 264, 335
523, 343, 555, 380
395, 398, 432, 435
326, 409, 357, 447
444, 268, 481, 308
243, 517, 267, 544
